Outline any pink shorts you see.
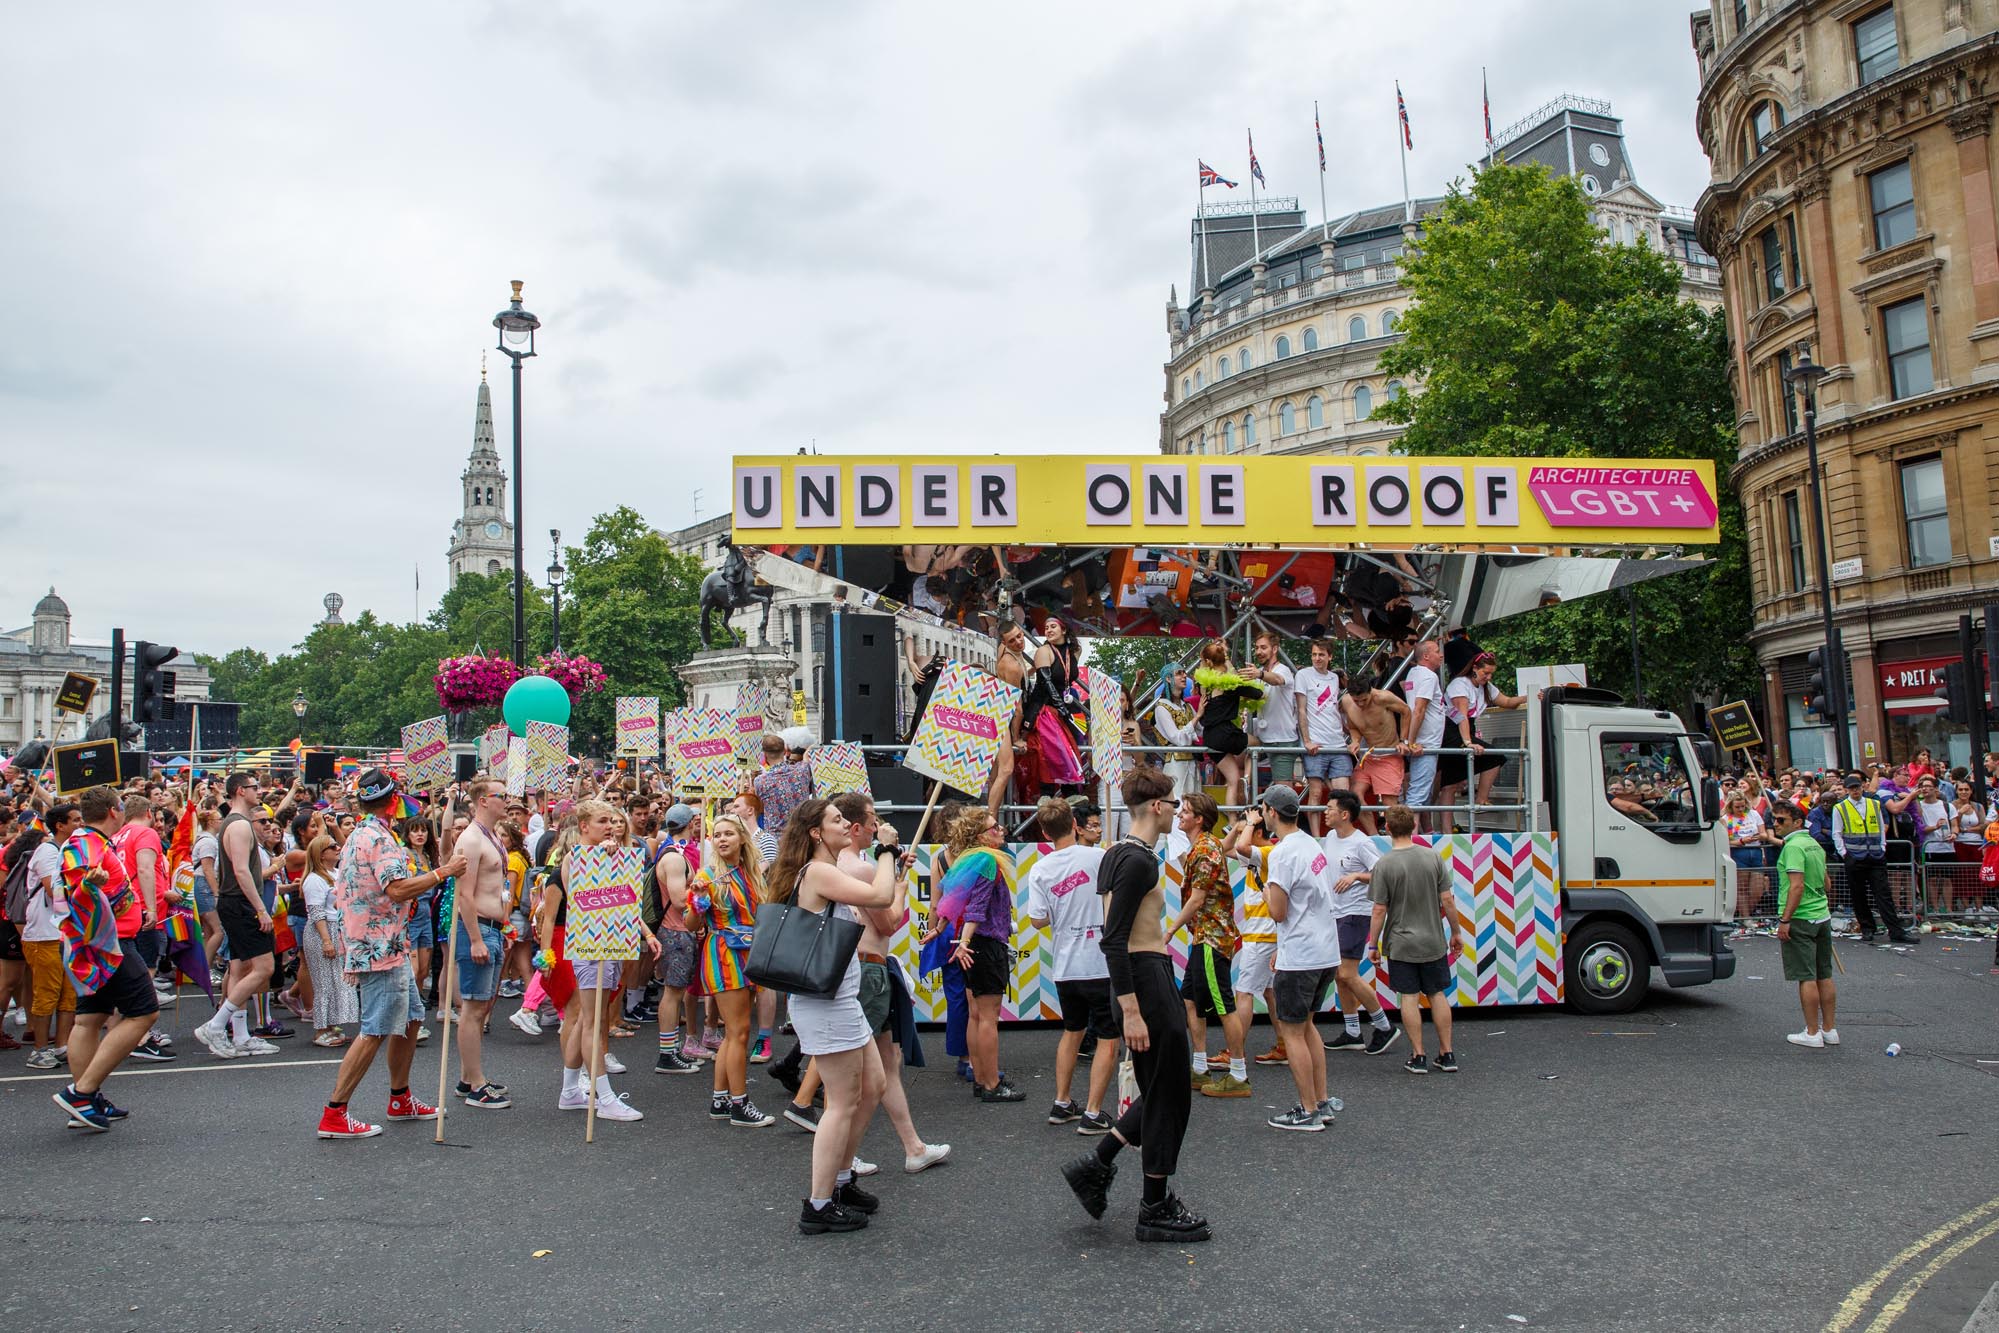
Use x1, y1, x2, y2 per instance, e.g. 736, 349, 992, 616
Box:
1358, 753, 1405, 797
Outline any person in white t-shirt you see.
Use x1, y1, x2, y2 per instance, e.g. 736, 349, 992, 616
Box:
1246, 630, 1301, 793
18, 804, 82, 1070
1293, 639, 1357, 837
1258, 784, 1340, 1132
1399, 640, 1448, 824
1023, 797, 1116, 1134
1320, 790, 1398, 1056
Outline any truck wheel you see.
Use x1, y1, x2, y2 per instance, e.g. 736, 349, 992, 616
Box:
1565, 920, 1650, 1015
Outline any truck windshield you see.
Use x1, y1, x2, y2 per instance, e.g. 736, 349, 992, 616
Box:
1598, 736, 1698, 830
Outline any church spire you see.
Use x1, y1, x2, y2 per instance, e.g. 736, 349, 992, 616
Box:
471, 369, 498, 462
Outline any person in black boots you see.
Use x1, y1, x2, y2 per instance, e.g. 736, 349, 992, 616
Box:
1061, 766, 1210, 1244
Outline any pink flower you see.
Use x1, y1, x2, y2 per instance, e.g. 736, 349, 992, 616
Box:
434, 653, 523, 711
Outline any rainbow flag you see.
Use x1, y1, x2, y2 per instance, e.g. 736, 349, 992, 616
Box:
166, 799, 197, 873
58, 828, 122, 994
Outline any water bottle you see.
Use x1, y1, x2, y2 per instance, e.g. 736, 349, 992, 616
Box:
1885, 1042, 1903, 1057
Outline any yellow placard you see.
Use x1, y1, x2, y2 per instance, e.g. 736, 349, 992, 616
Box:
730, 454, 1721, 548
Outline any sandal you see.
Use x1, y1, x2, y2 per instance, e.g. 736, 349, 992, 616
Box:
609, 1024, 638, 1040
311, 1030, 349, 1048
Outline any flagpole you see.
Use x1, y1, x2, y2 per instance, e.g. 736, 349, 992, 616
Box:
1397, 83, 1412, 225
1315, 100, 1329, 241
1483, 67, 1494, 169
1198, 169, 1211, 292
1247, 129, 1260, 264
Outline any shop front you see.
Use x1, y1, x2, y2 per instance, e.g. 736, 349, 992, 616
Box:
1876, 653, 1987, 772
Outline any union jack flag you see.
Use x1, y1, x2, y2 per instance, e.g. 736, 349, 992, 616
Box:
1248, 129, 1266, 187
1397, 81, 1413, 149
1199, 160, 1237, 189
1315, 102, 1326, 171
1483, 69, 1493, 148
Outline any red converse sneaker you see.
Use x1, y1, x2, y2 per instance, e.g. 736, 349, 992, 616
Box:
385, 1090, 441, 1122
316, 1105, 382, 1139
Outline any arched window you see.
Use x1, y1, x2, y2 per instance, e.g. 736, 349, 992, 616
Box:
1279, 402, 1296, 435
1348, 315, 1366, 341
1194, 368, 1204, 390
1307, 394, 1324, 428
1242, 412, 1257, 445
1275, 334, 1291, 359
1386, 379, 1404, 402
1302, 327, 1318, 351
1748, 100, 1784, 157
1381, 309, 1400, 336
1197, 433, 1208, 454
487, 559, 502, 576
1219, 355, 1231, 378
1222, 420, 1235, 451
1239, 346, 1253, 371
1181, 377, 1190, 399
1354, 385, 1374, 420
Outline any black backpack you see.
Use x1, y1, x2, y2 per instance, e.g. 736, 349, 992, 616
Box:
3, 835, 42, 925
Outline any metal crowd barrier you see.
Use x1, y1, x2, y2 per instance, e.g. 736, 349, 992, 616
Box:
1729, 838, 1999, 923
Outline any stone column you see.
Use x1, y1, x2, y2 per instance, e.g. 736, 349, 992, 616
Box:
1846, 642, 1883, 767
1795, 169, 1849, 386
1950, 102, 1999, 374
1762, 664, 1790, 770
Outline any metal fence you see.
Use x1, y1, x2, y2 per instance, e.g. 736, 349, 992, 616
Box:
1729, 839, 1999, 923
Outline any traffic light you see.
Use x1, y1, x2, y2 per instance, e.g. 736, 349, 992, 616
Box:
1804, 647, 1831, 719
133, 641, 178, 724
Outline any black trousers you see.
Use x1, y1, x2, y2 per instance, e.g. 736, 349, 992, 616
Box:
1112, 954, 1192, 1179
1845, 858, 1903, 936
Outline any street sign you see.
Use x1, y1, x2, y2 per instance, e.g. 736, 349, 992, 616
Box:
1710, 699, 1762, 751
53, 672, 99, 715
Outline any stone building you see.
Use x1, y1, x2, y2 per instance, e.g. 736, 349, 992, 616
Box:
1691, 0, 1999, 769
0, 589, 211, 752
446, 368, 516, 586
1160, 96, 1722, 459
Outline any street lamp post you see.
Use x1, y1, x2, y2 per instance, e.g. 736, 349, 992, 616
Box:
292, 689, 308, 748
1784, 345, 1852, 771
547, 528, 566, 654
493, 281, 541, 669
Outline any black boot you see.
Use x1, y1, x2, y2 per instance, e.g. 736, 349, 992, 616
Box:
1135, 1192, 1212, 1243
1061, 1153, 1117, 1219
835, 1180, 880, 1214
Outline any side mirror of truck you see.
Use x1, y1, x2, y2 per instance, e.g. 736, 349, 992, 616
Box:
1691, 738, 1720, 773
1700, 777, 1722, 825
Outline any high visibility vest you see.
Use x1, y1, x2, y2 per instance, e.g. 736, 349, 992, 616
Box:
1836, 798, 1886, 859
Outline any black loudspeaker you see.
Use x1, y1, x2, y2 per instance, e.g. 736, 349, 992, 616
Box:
52, 741, 121, 794
867, 762, 928, 814
455, 752, 479, 781
832, 612, 899, 748
834, 546, 897, 595
303, 751, 336, 784
119, 750, 149, 781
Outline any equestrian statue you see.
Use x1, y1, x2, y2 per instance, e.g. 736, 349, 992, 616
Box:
698, 537, 775, 648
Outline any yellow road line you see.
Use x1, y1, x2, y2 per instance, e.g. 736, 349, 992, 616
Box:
1825, 1196, 1999, 1333
1863, 1216, 1999, 1332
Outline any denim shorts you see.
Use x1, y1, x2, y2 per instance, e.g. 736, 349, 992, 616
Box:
407, 895, 437, 949
356, 961, 424, 1037
454, 921, 505, 1002
1404, 753, 1440, 807
192, 874, 217, 915
1304, 751, 1355, 782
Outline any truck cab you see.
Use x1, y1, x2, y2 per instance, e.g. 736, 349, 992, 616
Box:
1525, 685, 1736, 1013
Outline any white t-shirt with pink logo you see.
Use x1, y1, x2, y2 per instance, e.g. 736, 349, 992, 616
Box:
1294, 665, 1348, 748
1024, 843, 1108, 981
1267, 829, 1341, 970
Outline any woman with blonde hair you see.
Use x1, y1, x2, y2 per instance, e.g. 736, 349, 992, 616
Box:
767, 797, 902, 1234
299, 834, 359, 1047
690, 813, 774, 1127
1194, 639, 1266, 808
933, 805, 1021, 1103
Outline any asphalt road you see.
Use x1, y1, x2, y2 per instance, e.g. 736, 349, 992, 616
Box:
2, 936, 1995, 1333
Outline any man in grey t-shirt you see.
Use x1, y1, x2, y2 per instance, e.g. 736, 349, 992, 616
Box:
1365, 805, 1463, 1075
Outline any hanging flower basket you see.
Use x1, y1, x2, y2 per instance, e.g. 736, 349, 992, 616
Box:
434, 654, 522, 712
534, 651, 609, 699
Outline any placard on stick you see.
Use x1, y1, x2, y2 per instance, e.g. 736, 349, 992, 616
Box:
671, 708, 739, 793
1087, 669, 1123, 779
615, 697, 659, 755
904, 662, 1019, 794
523, 721, 569, 791
480, 725, 511, 782
807, 742, 870, 797
562, 844, 647, 961
401, 716, 452, 789
54, 673, 98, 715
505, 737, 530, 797
1710, 699, 1762, 751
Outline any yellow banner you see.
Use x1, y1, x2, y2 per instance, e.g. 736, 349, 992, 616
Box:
730, 454, 1721, 547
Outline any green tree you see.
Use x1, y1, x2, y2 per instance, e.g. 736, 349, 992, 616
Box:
560, 507, 705, 751
1372, 160, 1756, 716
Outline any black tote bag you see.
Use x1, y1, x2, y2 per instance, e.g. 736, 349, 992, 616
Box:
746, 880, 862, 997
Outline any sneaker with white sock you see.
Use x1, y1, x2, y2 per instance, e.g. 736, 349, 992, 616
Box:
850, 1155, 879, 1177
594, 1092, 643, 1122
602, 1051, 627, 1075
239, 1035, 280, 1056
1785, 1029, 1825, 1049
558, 1084, 590, 1110
904, 1143, 952, 1173
508, 1009, 542, 1037
1821, 1029, 1840, 1046
193, 1018, 242, 1059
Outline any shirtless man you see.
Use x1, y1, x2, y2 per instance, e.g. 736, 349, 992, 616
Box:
194, 774, 282, 1059
833, 792, 950, 1174
1342, 677, 1410, 835
449, 778, 513, 1108
989, 623, 1032, 818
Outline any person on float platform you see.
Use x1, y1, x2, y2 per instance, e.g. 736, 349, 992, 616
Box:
1294, 639, 1355, 837
1024, 796, 1117, 1134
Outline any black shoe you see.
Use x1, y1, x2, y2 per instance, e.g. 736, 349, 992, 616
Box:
252, 1022, 295, 1040
770, 1056, 804, 1096
1324, 1029, 1366, 1053
708, 1094, 732, 1120
784, 1102, 823, 1132
1047, 1099, 1082, 1124
729, 1098, 776, 1128
1889, 934, 1916, 944
654, 1051, 703, 1075
1078, 1034, 1098, 1061
1062, 1153, 1118, 1219
1859, 931, 1879, 942
1403, 1055, 1430, 1075
1135, 1193, 1211, 1243
1436, 1052, 1459, 1073
130, 1035, 177, 1063
1365, 1026, 1401, 1055
977, 1082, 1025, 1103
1076, 1110, 1115, 1136
835, 1180, 880, 1214
799, 1198, 868, 1234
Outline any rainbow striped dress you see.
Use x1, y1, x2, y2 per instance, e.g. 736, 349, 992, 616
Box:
695, 866, 757, 994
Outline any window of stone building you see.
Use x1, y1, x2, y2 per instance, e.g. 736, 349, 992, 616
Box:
1748, 101, 1784, 158
1342, 253, 1365, 271
1732, 0, 1749, 36
1280, 402, 1296, 434
1758, 225, 1787, 302
1243, 412, 1257, 445
1854, 7, 1898, 84
1883, 297, 1933, 399
1348, 315, 1367, 341
1900, 456, 1949, 568
1869, 160, 1916, 250
1240, 346, 1253, 371
1223, 420, 1235, 451
0, 696, 13, 718
1785, 214, 1803, 285
1194, 368, 1204, 390
1220, 355, 1231, 378
1307, 394, 1325, 428
1182, 376, 1191, 399
1302, 327, 1318, 351
1776, 348, 1800, 435
1381, 309, 1400, 336
1783, 491, 1808, 591
1275, 334, 1291, 359
1386, 380, 1405, 403
1354, 385, 1374, 420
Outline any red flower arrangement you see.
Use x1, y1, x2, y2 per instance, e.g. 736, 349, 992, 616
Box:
534, 652, 609, 698
434, 654, 522, 712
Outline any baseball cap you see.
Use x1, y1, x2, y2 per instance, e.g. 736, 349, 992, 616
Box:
1842, 771, 1865, 787
1260, 784, 1301, 819
662, 803, 697, 833
355, 767, 398, 802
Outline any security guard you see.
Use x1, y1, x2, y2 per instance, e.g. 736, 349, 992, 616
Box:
1830, 772, 1912, 944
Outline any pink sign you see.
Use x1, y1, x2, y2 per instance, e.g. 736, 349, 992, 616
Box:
934, 705, 1000, 740
571, 884, 639, 913
408, 739, 446, 766
1527, 466, 1716, 528
1049, 868, 1092, 899
680, 738, 734, 759
617, 716, 653, 733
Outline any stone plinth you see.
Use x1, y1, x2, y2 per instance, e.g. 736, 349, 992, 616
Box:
677, 645, 797, 735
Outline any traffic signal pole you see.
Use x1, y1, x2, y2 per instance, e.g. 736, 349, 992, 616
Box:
110, 627, 124, 738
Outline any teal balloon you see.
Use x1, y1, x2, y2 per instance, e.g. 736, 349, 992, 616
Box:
503, 675, 571, 733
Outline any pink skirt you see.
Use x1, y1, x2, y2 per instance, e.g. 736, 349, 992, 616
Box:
1034, 707, 1084, 786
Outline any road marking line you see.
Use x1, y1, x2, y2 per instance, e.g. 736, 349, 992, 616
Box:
1825, 1197, 1999, 1333
1863, 1217, 1999, 1332
0, 1058, 342, 1085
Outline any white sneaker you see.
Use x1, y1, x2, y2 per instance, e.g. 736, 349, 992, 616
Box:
1822, 1028, 1840, 1046
193, 1019, 242, 1059
904, 1143, 952, 1173
1786, 1029, 1825, 1049
148, 1028, 173, 1047
508, 1009, 542, 1036
602, 1051, 627, 1075
415, 1026, 432, 1044
594, 1093, 643, 1122
240, 1036, 280, 1056
851, 1155, 879, 1177
557, 1086, 589, 1110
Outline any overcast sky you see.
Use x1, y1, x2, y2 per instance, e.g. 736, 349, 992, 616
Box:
4, 2, 1716, 657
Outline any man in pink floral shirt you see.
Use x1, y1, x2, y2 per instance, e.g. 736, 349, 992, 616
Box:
316, 768, 466, 1140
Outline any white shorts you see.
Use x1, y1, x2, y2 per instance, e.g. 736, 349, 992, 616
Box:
1233, 941, 1278, 997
